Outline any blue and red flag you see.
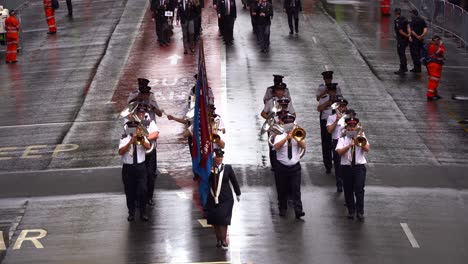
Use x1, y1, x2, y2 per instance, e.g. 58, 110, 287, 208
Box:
191, 44, 213, 206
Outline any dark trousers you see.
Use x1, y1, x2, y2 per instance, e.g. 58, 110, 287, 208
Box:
218, 16, 224, 36
122, 163, 148, 216
287, 7, 299, 32
145, 149, 158, 201
275, 162, 303, 214
409, 39, 424, 72
194, 16, 201, 40
397, 39, 409, 70
257, 24, 270, 50
331, 139, 342, 189
222, 15, 235, 43
66, 0, 73, 15
341, 164, 366, 215
319, 117, 333, 171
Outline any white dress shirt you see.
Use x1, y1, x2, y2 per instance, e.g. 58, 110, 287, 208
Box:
335, 135, 369, 165
274, 133, 301, 166
119, 135, 149, 164
326, 113, 345, 140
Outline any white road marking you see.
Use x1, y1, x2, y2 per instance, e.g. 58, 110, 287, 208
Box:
230, 248, 241, 264
312, 36, 317, 44
197, 219, 212, 228
176, 192, 189, 199
158, 168, 168, 174
400, 223, 420, 248
0, 120, 115, 130
325, 65, 329, 71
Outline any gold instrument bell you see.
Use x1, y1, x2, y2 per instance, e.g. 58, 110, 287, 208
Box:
292, 126, 306, 142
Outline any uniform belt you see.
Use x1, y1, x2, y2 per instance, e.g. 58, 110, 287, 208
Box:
123, 162, 145, 166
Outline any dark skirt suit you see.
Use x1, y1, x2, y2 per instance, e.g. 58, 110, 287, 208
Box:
206, 164, 241, 225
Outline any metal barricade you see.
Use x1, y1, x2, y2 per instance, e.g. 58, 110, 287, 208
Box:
408, 0, 468, 48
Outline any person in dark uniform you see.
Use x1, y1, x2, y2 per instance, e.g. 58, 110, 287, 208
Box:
128, 78, 163, 121
177, 0, 197, 54
151, 0, 171, 46
273, 114, 306, 219
263, 74, 291, 103
394, 7, 411, 75
250, 0, 260, 37
217, 0, 237, 45
119, 120, 152, 222
409, 9, 428, 73
194, 0, 202, 41
255, 0, 273, 53
326, 98, 354, 193
205, 149, 241, 248
316, 71, 342, 174
283, 0, 301, 35
336, 117, 370, 221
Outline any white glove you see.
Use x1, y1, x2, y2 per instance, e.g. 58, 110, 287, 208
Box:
236, 195, 240, 202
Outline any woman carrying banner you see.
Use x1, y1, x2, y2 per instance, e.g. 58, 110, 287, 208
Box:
205, 148, 241, 249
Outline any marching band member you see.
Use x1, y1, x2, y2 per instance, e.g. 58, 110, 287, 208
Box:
336, 117, 370, 221
326, 98, 351, 193
128, 78, 163, 121
316, 79, 342, 174
119, 117, 152, 222
138, 107, 160, 206
263, 74, 291, 103
205, 149, 241, 249
273, 114, 306, 219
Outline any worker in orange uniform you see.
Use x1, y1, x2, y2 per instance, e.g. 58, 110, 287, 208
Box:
5, 10, 19, 63
426, 35, 445, 101
43, 0, 57, 34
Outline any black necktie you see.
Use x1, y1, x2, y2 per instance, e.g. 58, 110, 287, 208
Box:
288, 139, 292, 159
133, 143, 138, 164
351, 143, 356, 167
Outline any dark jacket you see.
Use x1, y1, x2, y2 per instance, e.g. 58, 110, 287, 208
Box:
176, 0, 197, 23
283, 0, 302, 10
208, 164, 241, 203
217, 0, 237, 18
255, 2, 273, 25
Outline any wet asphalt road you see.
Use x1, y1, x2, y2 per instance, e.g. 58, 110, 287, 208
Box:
1, 0, 468, 263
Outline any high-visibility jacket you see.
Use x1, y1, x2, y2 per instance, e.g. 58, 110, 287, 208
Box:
43, 0, 53, 8
4, 15, 19, 39
427, 42, 445, 65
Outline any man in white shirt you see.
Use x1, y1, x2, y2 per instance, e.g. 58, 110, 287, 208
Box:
119, 119, 152, 222
326, 98, 351, 192
335, 117, 370, 221
273, 114, 306, 219
263, 74, 291, 103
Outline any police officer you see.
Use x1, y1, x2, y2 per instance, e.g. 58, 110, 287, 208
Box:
336, 117, 370, 221
264, 74, 291, 103
394, 8, 411, 75
128, 78, 163, 121
409, 9, 428, 73
273, 113, 306, 219
255, 0, 273, 53
316, 71, 342, 174
326, 98, 354, 193
283, 0, 302, 35
119, 119, 152, 222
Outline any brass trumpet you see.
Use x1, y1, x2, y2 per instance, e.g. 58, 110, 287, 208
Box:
354, 125, 367, 147
292, 126, 306, 142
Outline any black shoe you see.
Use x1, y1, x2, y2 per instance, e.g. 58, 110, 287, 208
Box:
356, 213, 365, 222
184, 50, 188, 54
148, 199, 155, 206
279, 209, 287, 217
337, 186, 343, 193
190, 48, 194, 53
427, 95, 442, 101
347, 212, 355, 219
295, 30, 299, 34
221, 240, 229, 249
295, 211, 305, 219
47, 31, 57, 35
67, 13, 73, 17
289, 31, 293, 35
261, 49, 265, 53
127, 215, 135, 222
216, 240, 222, 248
326, 168, 332, 174
394, 69, 408, 75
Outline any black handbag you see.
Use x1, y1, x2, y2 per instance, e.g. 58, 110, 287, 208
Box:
52, 0, 60, 9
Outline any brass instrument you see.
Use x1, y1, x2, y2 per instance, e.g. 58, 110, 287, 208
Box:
354, 125, 367, 147
260, 101, 279, 135
292, 125, 306, 158
120, 102, 154, 154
